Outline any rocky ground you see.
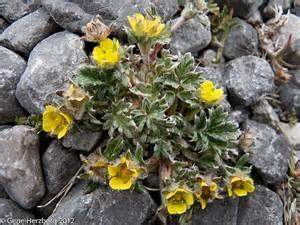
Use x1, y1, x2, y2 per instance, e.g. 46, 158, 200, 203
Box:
0, 0, 300, 224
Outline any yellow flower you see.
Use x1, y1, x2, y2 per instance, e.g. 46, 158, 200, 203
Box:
197, 80, 224, 105
164, 186, 194, 215
127, 13, 165, 38
92, 38, 120, 69
42, 105, 73, 139
195, 179, 219, 209
227, 175, 255, 197
107, 156, 141, 190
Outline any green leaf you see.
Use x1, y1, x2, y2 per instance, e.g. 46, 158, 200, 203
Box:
84, 180, 100, 194
235, 154, 250, 169
76, 65, 103, 87
153, 140, 173, 159
135, 143, 145, 164
191, 106, 240, 155
103, 137, 124, 161
175, 53, 194, 78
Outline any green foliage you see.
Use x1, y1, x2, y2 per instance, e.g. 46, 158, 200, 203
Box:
209, 3, 235, 63
42, 9, 253, 220
191, 106, 240, 154
15, 115, 42, 130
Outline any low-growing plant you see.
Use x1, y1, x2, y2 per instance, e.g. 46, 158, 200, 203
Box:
39, 4, 254, 224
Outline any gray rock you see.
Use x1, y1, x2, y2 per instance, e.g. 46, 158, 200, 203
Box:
43, 140, 81, 195
16, 31, 88, 114
45, 182, 156, 225
279, 70, 300, 114
0, 185, 8, 198
0, 0, 31, 22
200, 49, 225, 66
279, 122, 300, 150
0, 8, 59, 55
275, 14, 300, 49
237, 185, 283, 225
0, 17, 9, 34
0, 125, 45, 209
192, 198, 239, 225
0, 199, 35, 224
229, 109, 249, 125
197, 66, 224, 86
295, 0, 300, 16
62, 130, 102, 152
0, 46, 26, 124
223, 19, 259, 60
216, 0, 264, 20
224, 56, 275, 107
246, 10, 263, 25
148, 0, 178, 21
41, 0, 93, 33
263, 0, 291, 20
0, 125, 10, 131
246, 120, 292, 184
68, 0, 177, 21
170, 18, 211, 55
252, 99, 279, 128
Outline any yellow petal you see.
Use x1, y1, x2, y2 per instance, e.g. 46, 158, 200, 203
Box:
93, 46, 105, 61
57, 125, 68, 139
233, 188, 248, 197
42, 111, 59, 132
167, 202, 187, 215
127, 16, 137, 31
201, 80, 214, 93
183, 192, 194, 206
243, 182, 255, 193
165, 189, 178, 200
109, 177, 133, 190
210, 182, 218, 191
231, 176, 242, 183
200, 180, 209, 188
227, 187, 233, 197
94, 159, 107, 168
129, 168, 139, 178
108, 165, 120, 177
120, 156, 130, 166
100, 38, 114, 50
245, 176, 254, 184
198, 197, 207, 209
61, 111, 72, 124
211, 89, 224, 101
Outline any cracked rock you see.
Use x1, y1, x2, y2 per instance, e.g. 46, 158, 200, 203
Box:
0, 8, 59, 55
45, 182, 156, 225
0, 125, 45, 209
246, 120, 292, 184
16, 31, 88, 114
224, 56, 275, 107
0, 46, 26, 124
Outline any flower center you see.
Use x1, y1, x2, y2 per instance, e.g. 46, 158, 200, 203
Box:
171, 192, 185, 204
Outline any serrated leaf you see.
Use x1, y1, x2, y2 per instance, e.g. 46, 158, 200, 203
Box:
175, 53, 195, 78
103, 137, 124, 161
191, 106, 240, 155
235, 154, 250, 169
76, 65, 103, 87
135, 143, 145, 164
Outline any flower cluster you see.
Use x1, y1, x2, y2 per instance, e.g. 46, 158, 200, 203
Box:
40, 11, 255, 222
81, 153, 144, 190
162, 173, 254, 215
